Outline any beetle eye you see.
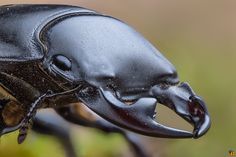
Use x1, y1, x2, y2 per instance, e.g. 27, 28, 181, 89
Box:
52, 55, 72, 71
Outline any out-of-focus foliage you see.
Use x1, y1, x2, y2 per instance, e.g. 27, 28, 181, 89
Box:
0, 1, 235, 157
0, 128, 128, 157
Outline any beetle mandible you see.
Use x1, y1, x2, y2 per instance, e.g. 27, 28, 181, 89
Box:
0, 4, 210, 157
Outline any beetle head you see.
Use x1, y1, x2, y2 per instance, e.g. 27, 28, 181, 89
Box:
41, 15, 210, 138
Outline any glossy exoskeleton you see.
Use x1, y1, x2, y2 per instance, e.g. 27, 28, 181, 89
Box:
0, 4, 210, 157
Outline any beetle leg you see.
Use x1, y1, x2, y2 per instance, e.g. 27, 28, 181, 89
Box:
32, 110, 77, 157
56, 104, 150, 157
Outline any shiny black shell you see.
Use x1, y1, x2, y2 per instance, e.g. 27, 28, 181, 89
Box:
0, 4, 210, 139
0, 4, 95, 61
0, 4, 178, 95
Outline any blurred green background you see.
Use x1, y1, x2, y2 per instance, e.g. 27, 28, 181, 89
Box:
0, 0, 235, 157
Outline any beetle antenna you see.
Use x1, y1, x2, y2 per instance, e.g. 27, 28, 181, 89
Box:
17, 91, 52, 144
17, 86, 82, 144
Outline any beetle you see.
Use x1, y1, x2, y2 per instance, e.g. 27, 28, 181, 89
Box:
0, 4, 210, 157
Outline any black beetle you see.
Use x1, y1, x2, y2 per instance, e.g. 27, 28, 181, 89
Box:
0, 4, 210, 157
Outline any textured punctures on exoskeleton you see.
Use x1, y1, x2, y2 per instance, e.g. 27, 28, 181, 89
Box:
0, 4, 210, 147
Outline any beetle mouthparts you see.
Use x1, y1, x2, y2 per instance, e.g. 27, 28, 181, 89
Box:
77, 86, 192, 138
150, 82, 211, 138
189, 95, 211, 138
